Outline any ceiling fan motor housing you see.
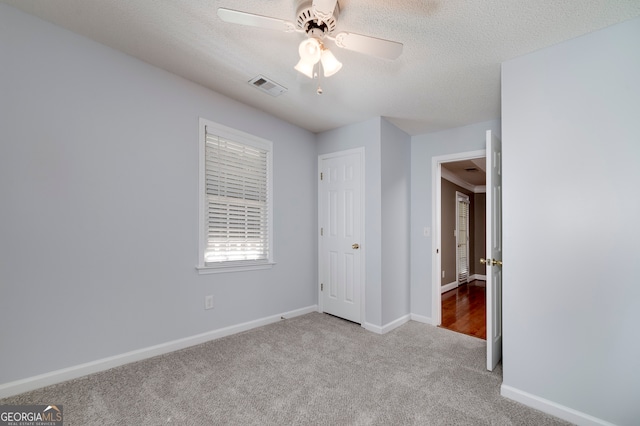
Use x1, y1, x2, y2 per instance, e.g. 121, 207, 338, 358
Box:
296, 0, 339, 36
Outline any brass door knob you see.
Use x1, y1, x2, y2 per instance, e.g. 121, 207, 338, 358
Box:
480, 258, 488, 265
491, 259, 503, 266
352, 243, 360, 249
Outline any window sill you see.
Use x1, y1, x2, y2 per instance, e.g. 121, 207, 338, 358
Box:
196, 262, 276, 274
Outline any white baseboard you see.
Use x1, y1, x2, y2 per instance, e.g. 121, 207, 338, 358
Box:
410, 313, 434, 325
0, 305, 318, 399
470, 274, 486, 281
441, 281, 458, 293
363, 314, 411, 335
442, 276, 486, 294
362, 323, 382, 334
501, 385, 615, 426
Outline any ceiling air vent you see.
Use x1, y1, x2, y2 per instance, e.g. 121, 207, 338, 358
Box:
248, 75, 287, 97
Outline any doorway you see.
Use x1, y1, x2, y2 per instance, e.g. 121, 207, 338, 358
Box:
432, 132, 502, 371
431, 151, 487, 337
441, 185, 486, 339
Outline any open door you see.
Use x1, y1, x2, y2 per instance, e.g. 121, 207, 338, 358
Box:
484, 130, 503, 371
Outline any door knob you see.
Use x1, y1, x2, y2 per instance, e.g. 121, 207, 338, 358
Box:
480, 258, 488, 265
352, 243, 360, 249
491, 259, 503, 266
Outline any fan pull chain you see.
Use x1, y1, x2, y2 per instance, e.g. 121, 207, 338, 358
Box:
316, 62, 323, 95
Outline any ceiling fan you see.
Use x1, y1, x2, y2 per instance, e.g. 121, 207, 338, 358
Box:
217, 0, 403, 83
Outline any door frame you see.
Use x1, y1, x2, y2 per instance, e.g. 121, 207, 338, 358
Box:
317, 147, 366, 325
431, 149, 485, 326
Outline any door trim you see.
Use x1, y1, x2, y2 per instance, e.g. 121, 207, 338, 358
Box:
318, 147, 366, 325
431, 150, 485, 326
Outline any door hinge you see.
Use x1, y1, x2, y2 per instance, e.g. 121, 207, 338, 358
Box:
320, 172, 323, 180
321, 283, 324, 291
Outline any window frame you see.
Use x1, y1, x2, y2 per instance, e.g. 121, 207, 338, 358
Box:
196, 118, 274, 274
455, 191, 470, 284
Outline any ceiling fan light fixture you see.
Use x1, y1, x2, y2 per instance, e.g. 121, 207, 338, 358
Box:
218, 4, 404, 86
320, 47, 342, 77
298, 38, 321, 63
294, 58, 316, 79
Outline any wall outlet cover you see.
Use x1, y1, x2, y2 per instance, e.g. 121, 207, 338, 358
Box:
205, 295, 214, 310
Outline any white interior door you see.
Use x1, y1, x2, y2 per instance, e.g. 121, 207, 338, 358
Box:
485, 130, 503, 371
319, 149, 363, 324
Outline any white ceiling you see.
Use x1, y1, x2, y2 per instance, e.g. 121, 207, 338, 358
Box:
3, 0, 639, 135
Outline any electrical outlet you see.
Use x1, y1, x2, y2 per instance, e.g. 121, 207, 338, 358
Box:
205, 295, 214, 310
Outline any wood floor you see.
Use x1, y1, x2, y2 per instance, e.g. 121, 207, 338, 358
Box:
440, 280, 486, 340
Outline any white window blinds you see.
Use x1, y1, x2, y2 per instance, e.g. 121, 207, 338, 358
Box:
203, 125, 271, 266
457, 196, 470, 284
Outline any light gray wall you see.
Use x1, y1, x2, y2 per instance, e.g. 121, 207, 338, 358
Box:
317, 118, 411, 328
410, 119, 500, 320
0, 4, 317, 385
502, 16, 640, 425
380, 118, 411, 325
317, 118, 383, 326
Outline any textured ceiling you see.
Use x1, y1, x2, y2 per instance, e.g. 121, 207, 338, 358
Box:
3, 0, 640, 135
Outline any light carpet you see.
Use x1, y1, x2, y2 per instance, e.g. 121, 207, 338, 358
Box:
1, 312, 570, 425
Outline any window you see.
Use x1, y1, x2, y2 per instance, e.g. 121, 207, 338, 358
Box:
456, 192, 470, 284
197, 119, 273, 273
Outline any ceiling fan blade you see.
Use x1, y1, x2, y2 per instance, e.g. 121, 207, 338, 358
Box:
333, 32, 403, 60
217, 8, 296, 32
312, 0, 338, 21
